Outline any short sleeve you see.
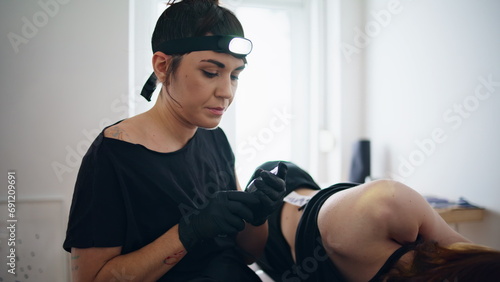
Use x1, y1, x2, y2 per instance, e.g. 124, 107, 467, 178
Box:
63, 135, 126, 252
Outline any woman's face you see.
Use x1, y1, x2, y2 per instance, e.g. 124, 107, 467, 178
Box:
163, 51, 246, 129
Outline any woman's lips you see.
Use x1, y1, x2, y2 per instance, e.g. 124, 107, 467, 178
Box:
207, 107, 225, 116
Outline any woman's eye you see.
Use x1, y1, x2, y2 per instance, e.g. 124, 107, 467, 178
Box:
202, 70, 218, 78
230, 75, 239, 81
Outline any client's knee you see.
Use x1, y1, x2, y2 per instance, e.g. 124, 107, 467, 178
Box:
363, 179, 423, 242
359, 179, 411, 220
363, 179, 405, 203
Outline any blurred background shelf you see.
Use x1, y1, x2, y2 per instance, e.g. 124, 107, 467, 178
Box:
436, 207, 486, 223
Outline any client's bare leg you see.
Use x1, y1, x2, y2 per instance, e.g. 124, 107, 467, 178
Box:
317, 180, 470, 281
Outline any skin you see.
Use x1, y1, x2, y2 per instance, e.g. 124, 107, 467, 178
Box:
70, 50, 267, 281
280, 180, 471, 282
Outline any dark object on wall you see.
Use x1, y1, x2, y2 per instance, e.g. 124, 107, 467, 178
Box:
349, 139, 371, 183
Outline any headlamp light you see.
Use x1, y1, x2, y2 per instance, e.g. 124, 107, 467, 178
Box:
153, 35, 253, 57
140, 35, 252, 101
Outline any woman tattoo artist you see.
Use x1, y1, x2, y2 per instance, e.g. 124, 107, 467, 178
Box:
63, 1, 287, 281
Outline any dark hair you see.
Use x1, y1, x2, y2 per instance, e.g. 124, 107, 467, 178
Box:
152, 0, 245, 52
382, 241, 500, 282
151, 0, 246, 100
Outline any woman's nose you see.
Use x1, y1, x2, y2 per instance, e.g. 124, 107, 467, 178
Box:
215, 76, 235, 99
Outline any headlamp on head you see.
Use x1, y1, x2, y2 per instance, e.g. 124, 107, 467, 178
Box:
140, 35, 252, 101
153, 35, 253, 57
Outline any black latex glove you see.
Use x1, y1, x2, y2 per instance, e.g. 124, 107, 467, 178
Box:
245, 162, 288, 226
178, 190, 258, 252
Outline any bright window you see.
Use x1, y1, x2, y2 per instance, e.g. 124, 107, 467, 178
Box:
225, 5, 296, 183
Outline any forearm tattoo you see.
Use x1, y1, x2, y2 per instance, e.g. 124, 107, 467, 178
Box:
163, 250, 186, 266
71, 255, 80, 272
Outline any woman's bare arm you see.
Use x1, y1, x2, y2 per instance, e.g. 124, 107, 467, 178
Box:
71, 225, 186, 282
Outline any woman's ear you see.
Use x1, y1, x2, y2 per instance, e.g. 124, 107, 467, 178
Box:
152, 52, 171, 85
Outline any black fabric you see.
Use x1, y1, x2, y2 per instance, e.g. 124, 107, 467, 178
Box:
140, 72, 157, 101
293, 183, 358, 282
348, 139, 371, 183
63, 121, 260, 282
368, 235, 423, 282
249, 161, 321, 282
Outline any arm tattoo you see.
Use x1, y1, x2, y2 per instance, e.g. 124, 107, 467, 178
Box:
163, 250, 186, 266
71, 255, 80, 272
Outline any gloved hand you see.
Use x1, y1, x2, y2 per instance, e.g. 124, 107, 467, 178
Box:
178, 190, 258, 251
245, 162, 287, 226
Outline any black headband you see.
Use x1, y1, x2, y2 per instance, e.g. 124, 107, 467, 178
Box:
154, 35, 252, 57
140, 35, 252, 101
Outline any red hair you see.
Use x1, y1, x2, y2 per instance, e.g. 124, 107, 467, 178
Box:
382, 240, 500, 282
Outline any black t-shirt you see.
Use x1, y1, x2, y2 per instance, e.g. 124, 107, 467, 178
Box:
63, 122, 260, 281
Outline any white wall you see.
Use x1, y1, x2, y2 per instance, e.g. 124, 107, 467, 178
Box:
339, 0, 500, 248
332, 0, 367, 184
0, 0, 129, 280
